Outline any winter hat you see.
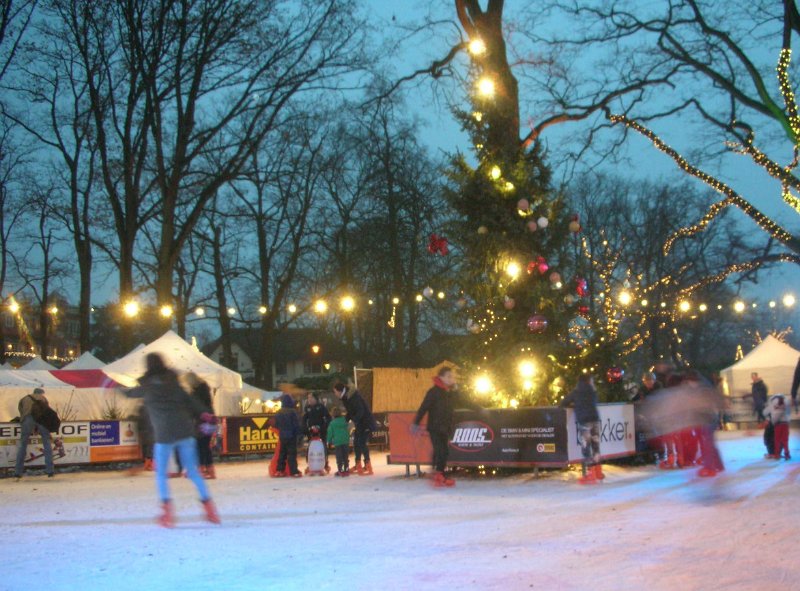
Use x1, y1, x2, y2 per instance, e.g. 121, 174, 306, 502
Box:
279, 393, 295, 409
33, 388, 45, 395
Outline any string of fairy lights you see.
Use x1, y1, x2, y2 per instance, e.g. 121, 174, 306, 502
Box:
608, 114, 796, 253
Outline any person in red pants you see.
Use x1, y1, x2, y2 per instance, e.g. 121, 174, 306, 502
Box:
764, 394, 791, 460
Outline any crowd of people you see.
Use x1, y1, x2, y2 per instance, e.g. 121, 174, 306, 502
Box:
9, 354, 795, 526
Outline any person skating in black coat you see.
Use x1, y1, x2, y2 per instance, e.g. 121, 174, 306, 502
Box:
411, 366, 484, 487
333, 382, 376, 475
271, 393, 302, 477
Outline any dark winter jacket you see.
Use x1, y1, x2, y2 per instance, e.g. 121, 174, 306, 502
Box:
326, 416, 351, 446
631, 381, 662, 403
341, 389, 376, 431
750, 379, 768, 410
272, 393, 301, 440
122, 370, 204, 444
792, 358, 800, 404
560, 381, 600, 424
303, 402, 331, 437
413, 378, 483, 435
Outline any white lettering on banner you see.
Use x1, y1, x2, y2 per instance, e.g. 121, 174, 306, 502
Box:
452, 428, 490, 444
450, 421, 494, 451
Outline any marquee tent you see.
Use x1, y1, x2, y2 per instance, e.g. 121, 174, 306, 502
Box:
20, 356, 58, 370
62, 351, 106, 370
103, 330, 243, 415
720, 335, 800, 421
0, 369, 126, 421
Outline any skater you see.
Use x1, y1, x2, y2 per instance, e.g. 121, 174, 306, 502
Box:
187, 372, 217, 479
126, 404, 154, 475
763, 394, 791, 460
333, 381, 376, 475
792, 357, 800, 412
411, 366, 484, 487
632, 371, 662, 402
270, 393, 302, 477
560, 373, 603, 484
327, 405, 352, 476
303, 392, 331, 472
13, 388, 55, 479
683, 370, 725, 477
745, 372, 768, 423
119, 353, 220, 527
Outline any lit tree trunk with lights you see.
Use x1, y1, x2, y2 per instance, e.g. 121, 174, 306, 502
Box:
432, 0, 622, 402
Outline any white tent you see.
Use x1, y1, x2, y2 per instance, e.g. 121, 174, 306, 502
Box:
21, 356, 58, 370
62, 351, 106, 370
720, 335, 800, 421
103, 330, 243, 415
0, 369, 130, 421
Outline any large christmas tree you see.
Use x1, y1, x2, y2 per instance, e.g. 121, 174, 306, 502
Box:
443, 3, 623, 405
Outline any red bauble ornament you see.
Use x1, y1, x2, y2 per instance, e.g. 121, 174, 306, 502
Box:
575, 277, 588, 298
577, 305, 590, 317
504, 296, 516, 310
606, 366, 624, 383
427, 233, 449, 255
527, 314, 548, 333
536, 256, 549, 275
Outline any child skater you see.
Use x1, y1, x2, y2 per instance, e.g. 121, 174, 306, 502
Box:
327, 406, 351, 476
764, 394, 791, 460
119, 353, 220, 528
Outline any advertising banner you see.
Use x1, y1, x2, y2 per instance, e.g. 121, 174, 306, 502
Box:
222, 415, 279, 454
389, 404, 637, 468
88, 420, 142, 462
370, 412, 389, 447
389, 407, 570, 467
566, 404, 636, 462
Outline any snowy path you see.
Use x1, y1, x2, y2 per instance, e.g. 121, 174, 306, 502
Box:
2, 432, 799, 591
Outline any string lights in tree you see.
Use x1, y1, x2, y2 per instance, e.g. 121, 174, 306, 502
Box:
607, 113, 799, 254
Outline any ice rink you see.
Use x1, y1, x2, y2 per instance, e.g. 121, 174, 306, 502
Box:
2, 431, 799, 591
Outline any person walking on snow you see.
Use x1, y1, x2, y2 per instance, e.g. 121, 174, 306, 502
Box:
333, 381, 376, 475
411, 366, 484, 487
119, 353, 220, 527
560, 374, 603, 484
13, 387, 55, 479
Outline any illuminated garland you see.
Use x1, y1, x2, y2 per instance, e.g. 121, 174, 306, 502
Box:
607, 114, 798, 253
777, 48, 800, 143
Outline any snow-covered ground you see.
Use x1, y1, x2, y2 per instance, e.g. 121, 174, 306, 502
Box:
2, 431, 799, 591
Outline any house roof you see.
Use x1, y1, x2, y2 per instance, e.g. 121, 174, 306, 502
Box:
203, 327, 347, 363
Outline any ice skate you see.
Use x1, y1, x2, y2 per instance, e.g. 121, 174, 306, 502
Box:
158, 501, 175, 528
578, 467, 598, 485
593, 464, 605, 480
361, 461, 374, 475
201, 499, 221, 524
203, 465, 216, 479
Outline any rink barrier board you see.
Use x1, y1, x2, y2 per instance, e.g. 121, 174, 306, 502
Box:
1, 420, 142, 469
221, 413, 389, 456
387, 404, 637, 468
